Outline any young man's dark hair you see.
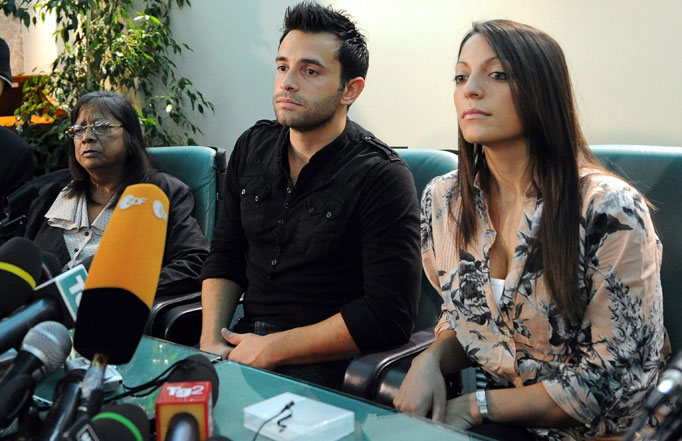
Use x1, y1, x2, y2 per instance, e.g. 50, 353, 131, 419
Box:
279, 1, 369, 85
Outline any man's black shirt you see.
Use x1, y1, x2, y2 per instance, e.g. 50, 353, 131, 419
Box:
201, 119, 421, 351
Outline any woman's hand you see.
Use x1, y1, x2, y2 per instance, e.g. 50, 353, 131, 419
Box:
444, 393, 477, 430
393, 349, 448, 421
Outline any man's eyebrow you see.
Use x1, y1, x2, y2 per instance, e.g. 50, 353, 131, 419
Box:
456, 56, 500, 67
275, 55, 326, 69
300, 58, 325, 68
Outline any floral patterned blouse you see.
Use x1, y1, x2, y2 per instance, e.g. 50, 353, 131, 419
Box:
422, 167, 665, 441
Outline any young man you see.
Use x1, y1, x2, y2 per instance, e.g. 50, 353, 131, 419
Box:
200, 2, 421, 390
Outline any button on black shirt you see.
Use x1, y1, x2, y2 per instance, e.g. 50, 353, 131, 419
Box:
201, 119, 421, 351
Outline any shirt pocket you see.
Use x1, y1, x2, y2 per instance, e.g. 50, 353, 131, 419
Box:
295, 192, 345, 258
239, 174, 271, 240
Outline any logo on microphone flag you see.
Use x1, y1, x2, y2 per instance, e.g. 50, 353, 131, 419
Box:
34, 264, 87, 326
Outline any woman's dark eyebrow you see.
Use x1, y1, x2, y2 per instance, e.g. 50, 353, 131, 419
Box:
456, 56, 500, 67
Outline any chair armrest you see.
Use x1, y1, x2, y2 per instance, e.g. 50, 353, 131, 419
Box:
146, 290, 202, 336
155, 301, 203, 347
374, 360, 463, 408
342, 329, 436, 400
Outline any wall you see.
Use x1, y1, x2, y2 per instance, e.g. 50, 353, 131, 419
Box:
0, 16, 24, 77
0, 12, 57, 76
167, 0, 682, 152
14, 1, 682, 150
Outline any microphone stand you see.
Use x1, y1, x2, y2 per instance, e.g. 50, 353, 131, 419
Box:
78, 354, 108, 418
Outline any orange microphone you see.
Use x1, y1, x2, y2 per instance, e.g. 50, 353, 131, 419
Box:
74, 183, 169, 365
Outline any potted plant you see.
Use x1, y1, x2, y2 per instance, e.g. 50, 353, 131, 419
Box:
0, 0, 213, 174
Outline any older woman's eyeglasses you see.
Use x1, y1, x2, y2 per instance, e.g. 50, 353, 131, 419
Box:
66, 120, 123, 139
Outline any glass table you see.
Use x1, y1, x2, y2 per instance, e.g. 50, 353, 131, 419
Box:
34, 335, 489, 441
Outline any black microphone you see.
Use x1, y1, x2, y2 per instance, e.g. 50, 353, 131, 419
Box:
165, 354, 220, 404
64, 403, 150, 441
0, 237, 42, 317
0, 264, 87, 354
0, 321, 72, 428
644, 352, 682, 413
652, 396, 682, 441
165, 413, 200, 441
622, 352, 682, 441
34, 369, 85, 441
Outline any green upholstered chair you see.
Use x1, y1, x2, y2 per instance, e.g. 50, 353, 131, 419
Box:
343, 149, 459, 402
144, 146, 227, 342
146, 146, 226, 242
591, 145, 682, 353
395, 149, 460, 331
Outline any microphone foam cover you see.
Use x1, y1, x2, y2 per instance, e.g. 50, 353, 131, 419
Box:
22, 321, 72, 372
75, 184, 169, 364
0, 237, 42, 316
90, 403, 150, 441
84, 183, 169, 307
166, 354, 220, 404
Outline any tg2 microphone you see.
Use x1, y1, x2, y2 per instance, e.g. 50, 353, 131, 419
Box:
155, 355, 220, 441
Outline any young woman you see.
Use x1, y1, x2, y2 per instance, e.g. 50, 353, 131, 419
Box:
394, 20, 665, 441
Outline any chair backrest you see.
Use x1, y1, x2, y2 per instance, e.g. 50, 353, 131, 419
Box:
591, 145, 682, 353
146, 146, 227, 242
396, 149, 459, 331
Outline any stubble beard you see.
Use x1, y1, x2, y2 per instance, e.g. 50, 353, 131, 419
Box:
273, 90, 344, 133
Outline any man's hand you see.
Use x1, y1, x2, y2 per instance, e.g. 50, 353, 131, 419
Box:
221, 328, 279, 369
199, 338, 234, 359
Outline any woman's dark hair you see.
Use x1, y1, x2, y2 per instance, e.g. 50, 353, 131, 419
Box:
66, 90, 152, 199
455, 20, 605, 323
279, 1, 369, 86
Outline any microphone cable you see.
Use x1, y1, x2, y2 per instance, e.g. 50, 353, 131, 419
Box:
103, 356, 214, 403
251, 401, 295, 441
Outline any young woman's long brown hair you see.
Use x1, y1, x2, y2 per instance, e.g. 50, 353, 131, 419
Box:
456, 20, 603, 323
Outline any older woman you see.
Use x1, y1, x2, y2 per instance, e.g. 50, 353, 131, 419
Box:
25, 91, 208, 297
394, 20, 665, 441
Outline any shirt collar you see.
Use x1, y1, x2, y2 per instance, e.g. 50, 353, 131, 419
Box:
45, 188, 113, 232
276, 119, 351, 172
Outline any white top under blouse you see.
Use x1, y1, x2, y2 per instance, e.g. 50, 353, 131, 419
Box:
490, 277, 505, 308
44, 188, 115, 271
